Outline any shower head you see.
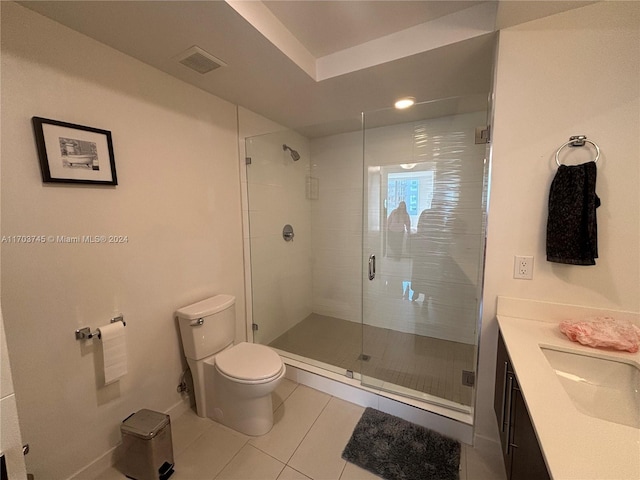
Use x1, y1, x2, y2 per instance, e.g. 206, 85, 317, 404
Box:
282, 144, 301, 161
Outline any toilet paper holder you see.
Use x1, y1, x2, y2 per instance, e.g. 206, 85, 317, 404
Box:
75, 315, 126, 340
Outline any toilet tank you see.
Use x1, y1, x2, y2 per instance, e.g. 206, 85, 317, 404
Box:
175, 295, 236, 360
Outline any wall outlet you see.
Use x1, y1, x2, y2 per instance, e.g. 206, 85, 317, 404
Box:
514, 255, 534, 280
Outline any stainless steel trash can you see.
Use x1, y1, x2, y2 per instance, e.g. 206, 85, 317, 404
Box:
120, 409, 174, 480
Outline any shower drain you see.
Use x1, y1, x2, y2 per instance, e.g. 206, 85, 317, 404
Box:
358, 354, 371, 361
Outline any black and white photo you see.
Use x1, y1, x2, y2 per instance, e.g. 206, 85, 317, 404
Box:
32, 117, 117, 185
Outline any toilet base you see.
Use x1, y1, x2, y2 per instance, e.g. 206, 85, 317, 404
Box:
204, 361, 285, 436
210, 392, 275, 436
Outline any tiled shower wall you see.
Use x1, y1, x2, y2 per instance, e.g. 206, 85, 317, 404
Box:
309, 132, 364, 323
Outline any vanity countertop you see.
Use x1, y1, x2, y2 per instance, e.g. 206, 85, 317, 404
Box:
496, 297, 640, 480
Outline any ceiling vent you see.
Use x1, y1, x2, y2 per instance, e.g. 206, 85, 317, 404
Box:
176, 46, 226, 74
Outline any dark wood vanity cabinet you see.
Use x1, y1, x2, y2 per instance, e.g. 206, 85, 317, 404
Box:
494, 330, 550, 480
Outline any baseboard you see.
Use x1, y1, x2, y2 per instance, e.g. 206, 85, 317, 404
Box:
166, 396, 192, 420
67, 444, 117, 480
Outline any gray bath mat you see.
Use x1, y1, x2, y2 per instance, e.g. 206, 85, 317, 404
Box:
342, 408, 460, 480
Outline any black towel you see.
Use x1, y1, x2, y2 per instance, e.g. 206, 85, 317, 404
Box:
546, 161, 600, 265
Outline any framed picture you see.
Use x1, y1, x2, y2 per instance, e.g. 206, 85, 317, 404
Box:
32, 117, 118, 185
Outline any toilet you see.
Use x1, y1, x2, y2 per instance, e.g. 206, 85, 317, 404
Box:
176, 295, 285, 436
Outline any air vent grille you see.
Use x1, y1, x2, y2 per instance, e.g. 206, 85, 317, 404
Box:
176, 46, 226, 74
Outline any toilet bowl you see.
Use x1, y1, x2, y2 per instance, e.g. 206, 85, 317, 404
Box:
176, 295, 285, 436
206, 342, 285, 436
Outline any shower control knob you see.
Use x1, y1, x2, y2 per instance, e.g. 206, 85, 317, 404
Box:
283, 224, 294, 242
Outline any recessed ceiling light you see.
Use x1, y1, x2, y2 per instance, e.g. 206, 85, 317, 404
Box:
394, 97, 415, 109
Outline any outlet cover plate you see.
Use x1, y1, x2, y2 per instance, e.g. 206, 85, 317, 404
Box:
514, 255, 534, 280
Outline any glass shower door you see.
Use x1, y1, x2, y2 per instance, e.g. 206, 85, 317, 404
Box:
361, 98, 489, 412
244, 130, 313, 348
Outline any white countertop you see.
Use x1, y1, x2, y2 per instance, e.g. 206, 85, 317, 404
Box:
496, 297, 640, 480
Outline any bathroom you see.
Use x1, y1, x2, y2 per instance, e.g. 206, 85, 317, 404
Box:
1, 1, 638, 479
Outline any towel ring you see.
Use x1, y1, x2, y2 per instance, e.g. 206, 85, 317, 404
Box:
555, 136, 600, 167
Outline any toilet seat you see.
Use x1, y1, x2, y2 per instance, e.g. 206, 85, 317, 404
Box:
215, 342, 284, 384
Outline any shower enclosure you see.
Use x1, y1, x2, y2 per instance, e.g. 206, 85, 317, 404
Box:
244, 95, 490, 418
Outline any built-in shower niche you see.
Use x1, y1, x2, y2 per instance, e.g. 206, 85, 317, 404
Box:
245, 96, 489, 417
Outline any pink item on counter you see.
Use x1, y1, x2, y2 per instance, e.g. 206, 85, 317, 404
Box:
560, 317, 640, 353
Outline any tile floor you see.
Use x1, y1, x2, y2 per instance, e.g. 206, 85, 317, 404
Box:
269, 314, 474, 406
95, 379, 504, 480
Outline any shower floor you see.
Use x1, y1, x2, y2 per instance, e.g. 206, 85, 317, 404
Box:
269, 313, 474, 406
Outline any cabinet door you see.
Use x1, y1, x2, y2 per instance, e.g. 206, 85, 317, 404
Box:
509, 375, 551, 480
494, 332, 511, 453
495, 330, 550, 480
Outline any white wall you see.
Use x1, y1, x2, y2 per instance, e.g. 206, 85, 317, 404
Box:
1, 3, 244, 478
0, 7, 28, 474
476, 1, 640, 447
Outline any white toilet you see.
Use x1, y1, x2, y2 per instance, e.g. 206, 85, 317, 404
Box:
176, 294, 285, 436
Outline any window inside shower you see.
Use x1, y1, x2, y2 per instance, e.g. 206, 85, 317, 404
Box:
387, 171, 435, 220
384, 170, 435, 259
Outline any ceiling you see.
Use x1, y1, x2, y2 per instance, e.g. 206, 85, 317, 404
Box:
262, 1, 484, 57
19, 1, 593, 137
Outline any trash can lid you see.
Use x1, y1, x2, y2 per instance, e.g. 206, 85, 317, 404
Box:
121, 409, 170, 439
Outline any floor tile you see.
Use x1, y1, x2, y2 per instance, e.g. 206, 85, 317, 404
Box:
465, 444, 507, 480
459, 443, 468, 479
92, 466, 126, 480
288, 397, 365, 480
249, 385, 330, 463
170, 407, 216, 456
269, 313, 474, 405
273, 377, 298, 411
215, 444, 285, 480
171, 422, 247, 480
276, 466, 312, 480
92, 380, 505, 480
340, 462, 382, 480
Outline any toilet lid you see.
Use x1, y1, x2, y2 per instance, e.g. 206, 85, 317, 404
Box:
215, 342, 283, 382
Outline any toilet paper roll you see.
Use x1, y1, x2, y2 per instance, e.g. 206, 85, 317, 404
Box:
98, 321, 127, 385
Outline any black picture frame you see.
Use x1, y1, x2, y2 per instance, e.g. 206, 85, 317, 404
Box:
32, 116, 118, 185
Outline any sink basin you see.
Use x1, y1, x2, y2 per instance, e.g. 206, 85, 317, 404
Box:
541, 347, 640, 429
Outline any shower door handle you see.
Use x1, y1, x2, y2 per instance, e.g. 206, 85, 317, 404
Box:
368, 254, 376, 280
